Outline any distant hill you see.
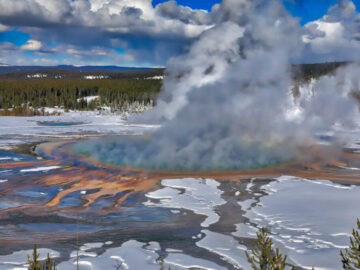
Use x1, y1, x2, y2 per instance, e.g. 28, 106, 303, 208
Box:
0, 65, 162, 75
0, 62, 350, 82
0, 67, 165, 80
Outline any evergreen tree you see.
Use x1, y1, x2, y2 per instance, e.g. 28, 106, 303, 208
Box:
27, 245, 57, 270
341, 219, 360, 269
27, 244, 42, 270
246, 227, 292, 270
43, 253, 57, 270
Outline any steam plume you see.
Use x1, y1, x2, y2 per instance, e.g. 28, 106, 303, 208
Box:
73, 0, 360, 171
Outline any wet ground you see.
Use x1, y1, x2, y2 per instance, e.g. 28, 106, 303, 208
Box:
0, 138, 359, 269
0, 115, 360, 269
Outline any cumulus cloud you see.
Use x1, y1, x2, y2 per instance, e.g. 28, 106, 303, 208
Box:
0, 0, 360, 66
303, 0, 360, 62
156, 1, 213, 25
326, 0, 356, 22
20, 39, 42, 50
0, 0, 218, 65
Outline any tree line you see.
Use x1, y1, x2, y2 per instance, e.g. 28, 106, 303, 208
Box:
0, 79, 162, 116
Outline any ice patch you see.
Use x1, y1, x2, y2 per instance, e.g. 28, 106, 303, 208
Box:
80, 242, 104, 251
245, 180, 255, 192
243, 175, 360, 269
144, 178, 226, 227
165, 248, 183, 253
232, 223, 258, 239
196, 230, 250, 269
165, 253, 226, 270
70, 251, 97, 258
337, 165, 360, 171
20, 166, 61, 173
0, 248, 59, 267
238, 199, 256, 211
57, 240, 160, 270
0, 114, 159, 149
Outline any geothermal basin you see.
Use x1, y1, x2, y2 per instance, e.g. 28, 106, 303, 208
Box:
0, 117, 359, 269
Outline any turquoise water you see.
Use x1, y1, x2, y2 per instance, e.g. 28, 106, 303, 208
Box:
37, 121, 82, 127
71, 136, 295, 171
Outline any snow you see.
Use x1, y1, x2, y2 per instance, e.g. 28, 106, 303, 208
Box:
57, 240, 160, 270
196, 230, 250, 270
0, 248, 59, 270
145, 75, 164, 80
0, 112, 160, 149
144, 178, 226, 227
43, 107, 65, 114
20, 166, 61, 173
239, 175, 360, 270
80, 243, 104, 251
76, 96, 99, 103
165, 253, 225, 270
83, 75, 109, 80
26, 73, 48, 79
42, 240, 227, 270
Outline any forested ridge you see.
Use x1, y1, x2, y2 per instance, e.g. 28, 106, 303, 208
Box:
0, 78, 162, 116
0, 62, 350, 116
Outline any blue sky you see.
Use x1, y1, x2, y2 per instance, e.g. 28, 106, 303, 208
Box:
152, 0, 221, 11
0, 0, 358, 66
0, 28, 29, 46
152, 0, 360, 24
283, 0, 359, 24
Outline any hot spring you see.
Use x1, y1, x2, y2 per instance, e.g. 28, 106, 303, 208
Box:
71, 0, 360, 172
71, 135, 297, 171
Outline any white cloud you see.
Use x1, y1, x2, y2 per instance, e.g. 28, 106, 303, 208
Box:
0, 0, 213, 38
302, 0, 360, 62
1, 0, 359, 65
20, 39, 42, 51
0, 23, 10, 32
0, 0, 217, 65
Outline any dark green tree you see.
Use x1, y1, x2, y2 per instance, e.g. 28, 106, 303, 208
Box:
27, 245, 57, 270
27, 244, 42, 270
43, 253, 57, 270
341, 219, 360, 269
246, 228, 292, 270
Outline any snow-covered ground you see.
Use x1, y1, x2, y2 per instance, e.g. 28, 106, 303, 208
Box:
0, 239, 226, 270
238, 176, 360, 270
1, 169, 360, 269
145, 178, 226, 227
1, 103, 360, 269
0, 248, 59, 270
143, 177, 360, 270
0, 111, 159, 149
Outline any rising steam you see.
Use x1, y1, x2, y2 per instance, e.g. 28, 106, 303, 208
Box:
72, 0, 360, 171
